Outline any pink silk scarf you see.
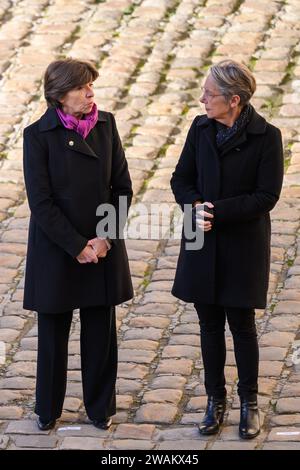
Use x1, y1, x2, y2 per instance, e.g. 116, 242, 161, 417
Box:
56, 103, 98, 139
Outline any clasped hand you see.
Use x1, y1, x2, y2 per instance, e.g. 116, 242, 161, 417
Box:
76, 238, 109, 264
193, 201, 214, 232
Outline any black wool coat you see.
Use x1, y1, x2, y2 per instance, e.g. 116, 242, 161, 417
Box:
23, 107, 133, 313
170, 108, 284, 309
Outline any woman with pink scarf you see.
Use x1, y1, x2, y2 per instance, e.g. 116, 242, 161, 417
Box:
23, 58, 133, 431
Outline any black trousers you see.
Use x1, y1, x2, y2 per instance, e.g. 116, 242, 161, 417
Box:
35, 305, 117, 422
194, 304, 259, 401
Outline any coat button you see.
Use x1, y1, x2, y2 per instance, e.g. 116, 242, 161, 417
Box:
69, 140, 74, 146
235, 147, 240, 151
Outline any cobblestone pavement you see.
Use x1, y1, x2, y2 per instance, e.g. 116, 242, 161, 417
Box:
0, 0, 300, 451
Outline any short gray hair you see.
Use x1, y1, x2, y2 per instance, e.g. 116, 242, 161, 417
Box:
210, 60, 256, 106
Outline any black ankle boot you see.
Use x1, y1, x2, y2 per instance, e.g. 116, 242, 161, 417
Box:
198, 396, 226, 435
239, 398, 260, 439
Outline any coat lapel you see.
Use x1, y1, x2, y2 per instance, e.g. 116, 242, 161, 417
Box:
64, 129, 99, 159
201, 122, 221, 201
219, 131, 247, 157
39, 107, 108, 160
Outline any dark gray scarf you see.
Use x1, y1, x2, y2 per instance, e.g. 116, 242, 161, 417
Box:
215, 104, 252, 148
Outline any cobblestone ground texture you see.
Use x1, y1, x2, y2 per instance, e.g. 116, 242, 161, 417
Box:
0, 0, 300, 451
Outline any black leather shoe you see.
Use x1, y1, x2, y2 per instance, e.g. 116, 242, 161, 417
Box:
92, 417, 112, 430
198, 396, 226, 435
37, 417, 56, 431
239, 399, 260, 439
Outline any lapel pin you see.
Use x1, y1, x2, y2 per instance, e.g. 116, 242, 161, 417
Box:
69, 140, 74, 146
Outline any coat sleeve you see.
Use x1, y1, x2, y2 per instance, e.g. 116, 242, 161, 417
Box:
110, 113, 133, 239
213, 126, 284, 225
170, 117, 203, 211
23, 127, 88, 257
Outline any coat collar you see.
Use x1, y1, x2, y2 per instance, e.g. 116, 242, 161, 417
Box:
38, 107, 107, 159
195, 105, 267, 135
38, 106, 108, 132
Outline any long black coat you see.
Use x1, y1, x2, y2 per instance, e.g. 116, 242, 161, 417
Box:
23, 107, 133, 313
170, 108, 284, 309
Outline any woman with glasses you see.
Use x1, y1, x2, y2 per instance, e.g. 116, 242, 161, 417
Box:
170, 60, 283, 439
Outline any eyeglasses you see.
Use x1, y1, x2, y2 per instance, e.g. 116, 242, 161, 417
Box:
200, 87, 223, 99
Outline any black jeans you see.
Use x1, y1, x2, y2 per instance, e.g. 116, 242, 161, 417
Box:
35, 305, 117, 422
194, 304, 259, 401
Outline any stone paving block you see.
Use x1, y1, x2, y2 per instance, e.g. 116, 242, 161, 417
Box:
155, 426, 201, 441
135, 404, 177, 424
119, 339, 159, 350
108, 439, 155, 450
116, 378, 143, 394
123, 326, 164, 341
19, 337, 38, 350
169, 334, 200, 347
259, 331, 295, 347
0, 377, 35, 390
142, 389, 183, 405
141, 291, 174, 304
181, 413, 204, 425
2, 302, 24, 316
5, 420, 50, 435
0, 316, 26, 330
268, 316, 300, 332
149, 376, 187, 390
276, 398, 300, 414
63, 397, 81, 412
0, 328, 20, 342
56, 422, 112, 437
0, 406, 23, 419
162, 345, 199, 359
157, 440, 206, 450
118, 363, 148, 379
145, 280, 174, 292
211, 441, 257, 450
60, 437, 105, 450
280, 383, 300, 397
14, 435, 58, 448
173, 324, 199, 335
128, 260, 148, 277
116, 394, 133, 410
267, 427, 300, 441
258, 377, 277, 396
278, 289, 300, 301
186, 396, 208, 412
128, 316, 170, 329
6, 361, 36, 377
113, 423, 156, 440
0, 435, 9, 450
118, 349, 157, 364
134, 303, 177, 316
273, 301, 300, 314
270, 413, 300, 426
156, 359, 193, 375
0, 390, 23, 405
262, 442, 300, 450
259, 361, 283, 377
0, 267, 18, 283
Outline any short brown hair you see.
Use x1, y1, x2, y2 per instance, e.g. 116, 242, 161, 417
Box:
44, 58, 99, 108
210, 60, 256, 106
